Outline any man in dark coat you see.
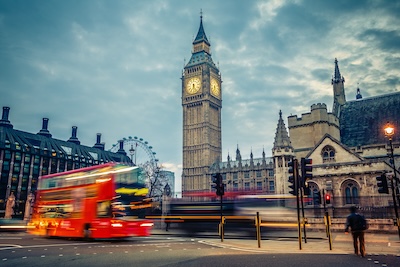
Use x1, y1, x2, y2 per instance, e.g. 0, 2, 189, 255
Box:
345, 206, 366, 257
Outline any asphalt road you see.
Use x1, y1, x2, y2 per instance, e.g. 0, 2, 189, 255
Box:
0, 232, 398, 267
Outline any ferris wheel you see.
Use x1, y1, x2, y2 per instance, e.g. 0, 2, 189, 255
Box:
109, 136, 158, 167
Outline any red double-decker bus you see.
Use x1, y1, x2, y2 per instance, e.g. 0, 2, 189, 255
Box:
28, 163, 153, 239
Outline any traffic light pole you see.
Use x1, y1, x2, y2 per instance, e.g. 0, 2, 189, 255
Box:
389, 142, 400, 238
389, 176, 400, 238
299, 185, 307, 243
294, 159, 302, 250
220, 193, 224, 242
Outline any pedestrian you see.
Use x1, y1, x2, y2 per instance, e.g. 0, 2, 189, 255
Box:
345, 206, 368, 257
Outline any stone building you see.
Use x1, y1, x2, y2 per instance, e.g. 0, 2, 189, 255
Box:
0, 107, 132, 218
215, 147, 275, 195
181, 15, 222, 196
276, 59, 400, 209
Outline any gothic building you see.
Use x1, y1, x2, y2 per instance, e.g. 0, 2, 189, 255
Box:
275, 59, 400, 208
181, 15, 222, 196
0, 107, 132, 218
213, 147, 275, 195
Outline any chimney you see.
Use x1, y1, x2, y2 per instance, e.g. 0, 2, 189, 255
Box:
0, 107, 13, 128
67, 126, 81, 145
37, 118, 52, 138
117, 139, 126, 155
93, 133, 105, 150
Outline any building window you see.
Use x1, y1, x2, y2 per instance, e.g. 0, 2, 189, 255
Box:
244, 182, 250, 191
244, 172, 250, 178
344, 182, 359, 205
322, 146, 336, 163
257, 181, 262, 190
233, 173, 238, 181
269, 180, 275, 192
222, 173, 226, 181
233, 183, 238, 191
256, 171, 262, 177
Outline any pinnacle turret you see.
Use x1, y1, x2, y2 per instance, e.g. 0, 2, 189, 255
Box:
273, 110, 292, 149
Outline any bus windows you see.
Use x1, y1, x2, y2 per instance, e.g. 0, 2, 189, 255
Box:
97, 200, 112, 218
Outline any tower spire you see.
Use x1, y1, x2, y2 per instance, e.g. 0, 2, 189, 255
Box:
331, 58, 346, 117
193, 10, 209, 46
273, 110, 292, 149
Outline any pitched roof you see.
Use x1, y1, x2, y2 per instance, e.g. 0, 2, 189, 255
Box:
193, 15, 210, 46
340, 91, 400, 147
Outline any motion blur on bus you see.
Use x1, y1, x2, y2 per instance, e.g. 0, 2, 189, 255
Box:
28, 163, 153, 239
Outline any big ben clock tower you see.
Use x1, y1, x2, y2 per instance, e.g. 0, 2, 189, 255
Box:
182, 14, 222, 196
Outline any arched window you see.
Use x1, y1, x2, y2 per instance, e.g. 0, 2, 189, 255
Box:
305, 182, 320, 206
322, 146, 336, 163
344, 181, 359, 205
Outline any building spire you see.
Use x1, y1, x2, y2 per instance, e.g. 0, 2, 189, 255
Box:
273, 110, 292, 149
332, 58, 343, 83
331, 58, 346, 117
193, 10, 209, 45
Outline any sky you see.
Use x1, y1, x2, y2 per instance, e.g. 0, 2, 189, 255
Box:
1, 0, 400, 195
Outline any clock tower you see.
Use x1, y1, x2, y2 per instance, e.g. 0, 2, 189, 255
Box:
182, 14, 222, 195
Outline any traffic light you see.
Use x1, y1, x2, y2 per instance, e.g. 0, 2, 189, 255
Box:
303, 185, 311, 196
313, 190, 321, 205
288, 159, 298, 196
211, 173, 224, 196
376, 173, 389, 194
325, 194, 331, 205
301, 158, 313, 184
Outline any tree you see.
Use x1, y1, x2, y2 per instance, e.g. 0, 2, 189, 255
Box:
139, 162, 170, 201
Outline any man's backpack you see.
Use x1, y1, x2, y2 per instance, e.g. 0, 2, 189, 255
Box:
355, 214, 369, 230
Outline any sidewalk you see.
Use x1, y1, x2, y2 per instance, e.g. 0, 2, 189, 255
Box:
152, 228, 400, 256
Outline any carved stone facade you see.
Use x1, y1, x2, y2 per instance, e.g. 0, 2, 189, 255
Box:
282, 58, 400, 208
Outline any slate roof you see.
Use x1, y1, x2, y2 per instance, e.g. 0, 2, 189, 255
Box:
185, 15, 217, 70
339, 91, 400, 147
193, 15, 210, 46
0, 121, 131, 164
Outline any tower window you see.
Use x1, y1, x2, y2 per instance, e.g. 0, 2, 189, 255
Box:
322, 146, 336, 163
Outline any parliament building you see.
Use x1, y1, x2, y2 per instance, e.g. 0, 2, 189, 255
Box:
181, 16, 400, 211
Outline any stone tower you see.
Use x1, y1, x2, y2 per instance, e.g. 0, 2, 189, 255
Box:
272, 110, 294, 194
181, 14, 222, 195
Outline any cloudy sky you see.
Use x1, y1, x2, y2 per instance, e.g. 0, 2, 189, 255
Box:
1, 0, 399, 194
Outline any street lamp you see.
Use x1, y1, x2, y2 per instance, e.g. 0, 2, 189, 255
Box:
384, 122, 400, 238
129, 145, 136, 165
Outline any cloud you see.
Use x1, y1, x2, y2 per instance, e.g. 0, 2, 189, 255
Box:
1, 0, 399, 196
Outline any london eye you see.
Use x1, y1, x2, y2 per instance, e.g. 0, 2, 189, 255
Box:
109, 136, 158, 168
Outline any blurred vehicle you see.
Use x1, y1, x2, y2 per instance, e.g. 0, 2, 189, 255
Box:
234, 194, 298, 221
28, 163, 153, 239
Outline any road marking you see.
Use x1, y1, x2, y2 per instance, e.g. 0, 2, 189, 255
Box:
0, 244, 23, 250
0, 242, 98, 251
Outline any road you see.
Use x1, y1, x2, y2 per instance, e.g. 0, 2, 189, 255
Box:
0, 232, 399, 267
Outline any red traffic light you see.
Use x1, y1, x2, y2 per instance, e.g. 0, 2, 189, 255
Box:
325, 194, 331, 204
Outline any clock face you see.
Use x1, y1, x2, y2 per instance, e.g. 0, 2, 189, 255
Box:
210, 78, 220, 97
186, 77, 201, 94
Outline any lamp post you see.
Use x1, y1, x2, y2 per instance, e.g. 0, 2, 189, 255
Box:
384, 122, 400, 238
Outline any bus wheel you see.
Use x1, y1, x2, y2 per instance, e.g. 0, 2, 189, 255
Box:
83, 224, 92, 241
